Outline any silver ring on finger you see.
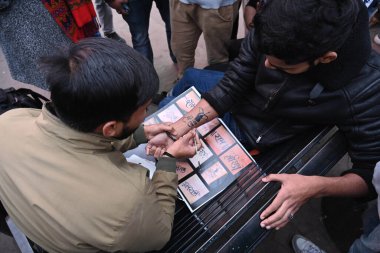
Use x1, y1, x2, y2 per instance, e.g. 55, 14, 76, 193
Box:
288, 213, 294, 221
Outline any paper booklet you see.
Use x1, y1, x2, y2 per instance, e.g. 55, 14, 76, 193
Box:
144, 87, 264, 212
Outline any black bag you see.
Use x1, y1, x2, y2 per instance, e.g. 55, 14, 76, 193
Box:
0, 87, 49, 115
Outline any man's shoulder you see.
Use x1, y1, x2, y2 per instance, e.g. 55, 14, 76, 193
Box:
0, 108, 41, 127
0, 107, 40, 119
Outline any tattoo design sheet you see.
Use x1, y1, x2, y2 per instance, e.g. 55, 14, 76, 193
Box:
145, 87, 264, 212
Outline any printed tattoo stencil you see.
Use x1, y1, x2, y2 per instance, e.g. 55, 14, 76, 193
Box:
179, 174, 209, 204
200, 161, 228, 185
205, 126, 236, 155
176, 161, 193, 180
157, 104, 183, 123
176, 91, 201, 112
189, 139, 213, 167
220, 144, 252, 175
197, 118, 220, 136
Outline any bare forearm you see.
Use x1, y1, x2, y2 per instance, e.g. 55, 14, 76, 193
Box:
313, 173, 368, 198
172, 99, 218, 137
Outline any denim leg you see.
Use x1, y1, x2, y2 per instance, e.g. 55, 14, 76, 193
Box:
348, 201, 380, 253
94, 0, 114, 34
154, 0, 176, 62
172, 68, 225, 95
123, 0, 154, 63
159, 68, 224, 106
159, 68, 251, 148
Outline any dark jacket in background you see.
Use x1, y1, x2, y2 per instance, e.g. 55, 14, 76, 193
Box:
204, 1, 380, 198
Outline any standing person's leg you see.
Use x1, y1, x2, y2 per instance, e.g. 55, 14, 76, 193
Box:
93, 0, 125, 42
348, 201, 380, 253
123, 0, 154, 63
170, 0, 202, 77
94, 0, 114, 34
154, 0, 177, 63
199, 2, 240, 66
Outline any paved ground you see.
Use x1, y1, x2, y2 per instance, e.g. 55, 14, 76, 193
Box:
1, 4, 380, 253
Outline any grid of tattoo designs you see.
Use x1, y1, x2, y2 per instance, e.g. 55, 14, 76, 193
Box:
144, 87, 263, 212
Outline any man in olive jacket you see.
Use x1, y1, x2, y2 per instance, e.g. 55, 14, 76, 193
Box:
0, 38, 199, 252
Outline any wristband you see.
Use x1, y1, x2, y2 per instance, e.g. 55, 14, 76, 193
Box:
165, 131, 178, 141
163, 151, 175, 158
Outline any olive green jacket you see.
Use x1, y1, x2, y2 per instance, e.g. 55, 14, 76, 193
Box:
0, 106, 177, 252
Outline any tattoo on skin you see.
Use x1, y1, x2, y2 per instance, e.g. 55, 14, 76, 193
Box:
183, 108, 209, 128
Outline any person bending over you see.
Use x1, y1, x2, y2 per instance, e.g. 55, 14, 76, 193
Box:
0, 37, 199, 252
149, 0, 380, 231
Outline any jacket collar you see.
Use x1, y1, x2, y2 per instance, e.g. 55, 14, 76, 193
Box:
309, 1, 372, 90
36, 104, 132, 153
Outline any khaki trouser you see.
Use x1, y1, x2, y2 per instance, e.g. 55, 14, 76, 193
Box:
170, 0, 239, 77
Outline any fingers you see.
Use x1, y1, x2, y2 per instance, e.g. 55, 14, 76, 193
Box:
181, 130, 196, 142
260, 192, 284, 220
262, 173, 286, 183
260, 201, 290, 230
158, 123, 174, 133
195, 133, 202, 150
146, 144, 156, 155
145, 144, 152, 155
153, 146, 165, 159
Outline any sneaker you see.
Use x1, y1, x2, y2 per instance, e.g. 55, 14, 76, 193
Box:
104, 32, 126, 43
374, 34, 380, 46
292, 234, 326, 253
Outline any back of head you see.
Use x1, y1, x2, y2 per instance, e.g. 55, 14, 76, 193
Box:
39, 38, 159, 132
254, 0, 360, 64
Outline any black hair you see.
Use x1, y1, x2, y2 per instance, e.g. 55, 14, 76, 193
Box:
254, 0, 360, 64
39, 37, 159, 132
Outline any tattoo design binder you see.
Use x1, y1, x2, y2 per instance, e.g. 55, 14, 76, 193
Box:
145, 87, 265, 212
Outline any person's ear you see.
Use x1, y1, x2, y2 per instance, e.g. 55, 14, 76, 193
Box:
317, 51, 338, 64
102, 120, 124, 137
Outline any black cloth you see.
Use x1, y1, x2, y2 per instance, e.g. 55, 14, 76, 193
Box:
246, 0, 259, 8
203, 0, 379, 199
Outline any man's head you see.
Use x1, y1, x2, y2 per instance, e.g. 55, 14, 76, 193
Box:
254, 0, 359, 74
40, 37, 158, 137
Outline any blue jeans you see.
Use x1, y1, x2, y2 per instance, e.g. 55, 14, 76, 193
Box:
160, 68, 252, 149
348, 201, 380, 253
123, 0, 175, 63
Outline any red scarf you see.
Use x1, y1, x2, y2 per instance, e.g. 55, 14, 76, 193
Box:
41, 0, 99, 43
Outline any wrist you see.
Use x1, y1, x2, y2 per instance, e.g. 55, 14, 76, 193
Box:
173, 120, 191, 138
163, 151, 175, 158
309, 176, 327, 198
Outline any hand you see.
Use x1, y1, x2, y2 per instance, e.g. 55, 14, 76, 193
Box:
144, 123, 175, 140
244, 6, 256, 30
166, 130, 202, 159
259, 174, 320, 230
106, 0, 129, 15
145, 123, 176, 156
146, 132, 174, 157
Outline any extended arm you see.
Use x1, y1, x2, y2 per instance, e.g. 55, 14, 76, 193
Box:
171, 99, 218, 138
259, 172, 368, 230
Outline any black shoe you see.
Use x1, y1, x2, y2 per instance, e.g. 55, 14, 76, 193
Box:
104, 32, 126, 43
152, 91, 168, 105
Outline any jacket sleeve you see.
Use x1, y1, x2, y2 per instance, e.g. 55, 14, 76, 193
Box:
337, 65, 380, 201
203, 30, 260, 116
112, 157, 178, 252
